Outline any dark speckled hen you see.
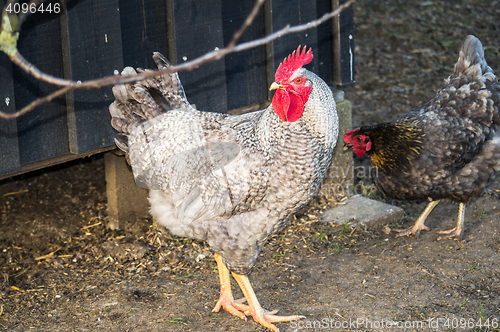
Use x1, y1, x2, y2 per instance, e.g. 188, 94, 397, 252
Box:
344, 35, 500, 240
109, 46, 338, 331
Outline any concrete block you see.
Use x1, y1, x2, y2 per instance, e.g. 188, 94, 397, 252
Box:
105, 152, 149, 229
322, 195, 404, 229
322, 93, 353, 197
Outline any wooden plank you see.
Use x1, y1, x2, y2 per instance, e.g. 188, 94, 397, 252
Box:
0, 146, 115, 182
0, 52, 21, 175
221, 0, 267, 110
118, 0, 169, 69
268, 0, 320, 79
62, 0, 123, 154
316, 0, 334, 85
171, 0, 228, 113
332, 0, 355, 85
13, 9, 69, 166
104, 152, 149, 229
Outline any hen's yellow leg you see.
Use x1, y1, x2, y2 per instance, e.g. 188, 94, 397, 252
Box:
212, 253, 249, 320
437, 203, 465, 240
395, 200, 440, 238
232, 272, 305, 332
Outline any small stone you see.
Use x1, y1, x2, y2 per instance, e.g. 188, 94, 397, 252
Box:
322, 195, 404, 229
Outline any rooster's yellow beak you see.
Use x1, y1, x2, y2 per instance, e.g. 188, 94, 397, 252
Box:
269, 82, 283, 91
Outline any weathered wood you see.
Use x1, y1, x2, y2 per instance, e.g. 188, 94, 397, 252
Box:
316, 0, 334, 85
221, 0, 267, 110
14, 11, 69, 166
332, 0, 355, 85
0, 52, 20, 174
0, 146, 115, 182
104, 152, 149, 229
118, 0, 169, 69
61, 0, 122, 154
171, 0, 228, 113
268, 0, 320, 80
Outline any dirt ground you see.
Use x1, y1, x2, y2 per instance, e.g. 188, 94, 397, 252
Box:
2, 1, 500, 331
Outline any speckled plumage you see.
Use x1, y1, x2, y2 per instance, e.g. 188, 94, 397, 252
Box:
110, 52, 338, 274
345, 36, 500, 239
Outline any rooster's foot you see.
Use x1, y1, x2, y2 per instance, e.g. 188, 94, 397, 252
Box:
245, 308, 304, 332
232, 272, 304, 332
213, 295, 249, 320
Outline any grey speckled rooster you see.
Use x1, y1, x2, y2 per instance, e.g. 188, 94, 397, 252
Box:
109, 46, 338, 331
344, 35, 500, 241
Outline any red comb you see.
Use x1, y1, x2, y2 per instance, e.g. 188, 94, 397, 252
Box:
343, 128, 360, 143
275, 46, 314, 82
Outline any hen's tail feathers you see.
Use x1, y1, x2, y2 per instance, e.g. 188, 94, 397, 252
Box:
453, 35, 495, 82
109, 53, 191, 158
451, 134, 500, 200
451, 35, 500, 129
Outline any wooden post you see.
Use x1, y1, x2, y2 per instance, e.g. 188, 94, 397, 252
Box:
104, 152, 149, 229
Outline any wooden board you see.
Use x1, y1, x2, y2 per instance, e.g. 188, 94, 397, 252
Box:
62, 0, 123, 154
14, 11, 69, 166
171, 0, 228, 113
333, 0, 355, 85
221, 0, 267, 111
315, 0, 334, 85
0, 52, 21, 174
118, 0, 169, 69
268, 0, 320, 81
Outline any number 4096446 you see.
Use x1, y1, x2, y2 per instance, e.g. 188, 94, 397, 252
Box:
5, 2, 61, 14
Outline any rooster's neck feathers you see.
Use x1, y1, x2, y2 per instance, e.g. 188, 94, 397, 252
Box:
361, 120, 424, 172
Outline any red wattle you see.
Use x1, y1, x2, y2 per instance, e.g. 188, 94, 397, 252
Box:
272, 89, 290, 122
286, 92, 305, 122
272, 89, 306, 122
353, 147, 367, 158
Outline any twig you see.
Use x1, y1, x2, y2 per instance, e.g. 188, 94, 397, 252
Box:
0, 0, 355, 119
10, 52, 73, 87
80, 221, 102, 230
34, 248, 60, 260
225, 0, 266, 51
1, 85, 74, 120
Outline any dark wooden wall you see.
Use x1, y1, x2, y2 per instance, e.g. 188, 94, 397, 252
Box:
0, 0, 354, 179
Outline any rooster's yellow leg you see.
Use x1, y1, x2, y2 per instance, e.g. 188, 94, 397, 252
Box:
437, 203, 465, 240
212, 253, 249, 320
231, 272, 305, 332
395, 200, 440, 238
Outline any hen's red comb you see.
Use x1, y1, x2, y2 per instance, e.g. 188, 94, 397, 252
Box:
275, 46, 313, 82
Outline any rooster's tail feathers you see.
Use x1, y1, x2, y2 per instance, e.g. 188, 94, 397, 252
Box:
109, 52, 192, 156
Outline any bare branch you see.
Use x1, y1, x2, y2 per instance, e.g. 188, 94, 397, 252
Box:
0, 85, 74, 120
224, 0, 266, 51
11, 52, 73, 87
0, 0, 355, 119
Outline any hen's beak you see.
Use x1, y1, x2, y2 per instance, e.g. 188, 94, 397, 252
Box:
343, 142, 353, 152
269, 82, 284, 91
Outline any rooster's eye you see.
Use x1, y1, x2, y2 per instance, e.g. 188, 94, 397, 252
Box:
356, 136, 362, 142
295, 78, 303, 84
